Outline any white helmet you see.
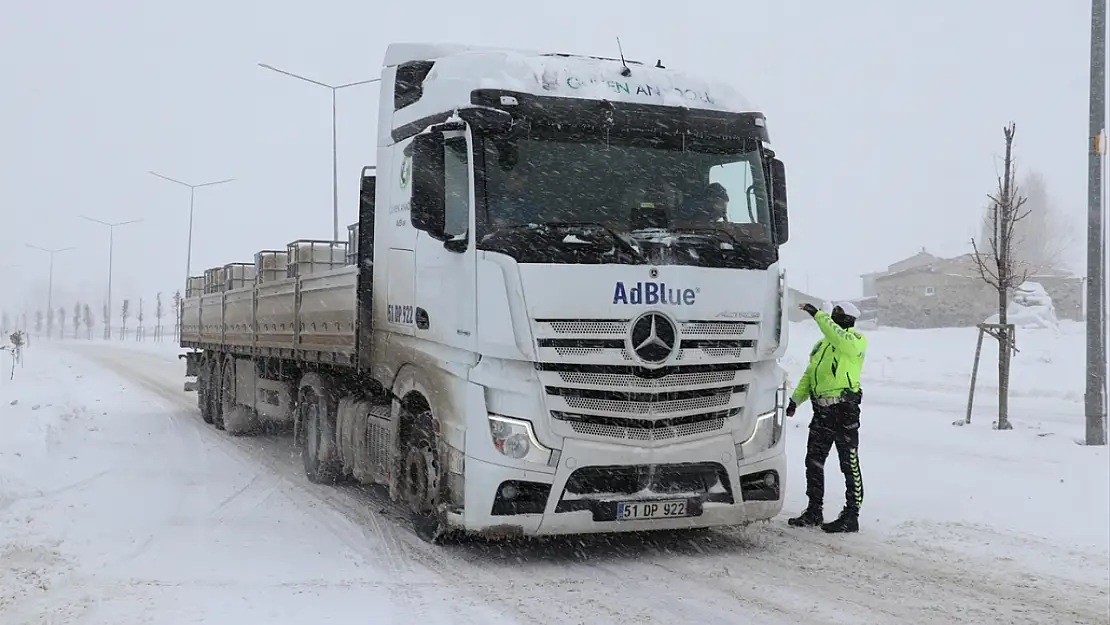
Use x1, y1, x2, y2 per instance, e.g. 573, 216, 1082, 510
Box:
823, 301, 861, 318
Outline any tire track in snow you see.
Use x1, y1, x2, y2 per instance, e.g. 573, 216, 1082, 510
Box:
64, 345, 804, 624
762, 524, 1109, 625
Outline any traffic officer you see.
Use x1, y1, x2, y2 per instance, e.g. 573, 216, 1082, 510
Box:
786, 301, 867, 533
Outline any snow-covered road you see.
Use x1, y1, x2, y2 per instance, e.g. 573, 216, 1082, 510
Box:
1, 337, 1107, 625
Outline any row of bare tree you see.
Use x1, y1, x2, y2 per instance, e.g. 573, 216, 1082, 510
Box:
0, 291, 184, 342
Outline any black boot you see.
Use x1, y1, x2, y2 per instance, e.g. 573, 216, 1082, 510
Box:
787, 506, 823, 527
821, 508, 859, 533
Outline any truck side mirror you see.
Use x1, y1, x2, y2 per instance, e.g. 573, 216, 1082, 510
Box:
410, 132, 447, 239
770, 157, 789, 245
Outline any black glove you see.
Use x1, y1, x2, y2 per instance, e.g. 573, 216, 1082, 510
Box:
785, 399, 797, 417
800, 303, 819, 317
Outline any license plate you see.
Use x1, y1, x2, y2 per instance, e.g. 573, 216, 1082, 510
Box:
616, 500, 688, 521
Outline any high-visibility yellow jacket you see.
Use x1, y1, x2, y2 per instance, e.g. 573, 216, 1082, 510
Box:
791, 310, 867, 405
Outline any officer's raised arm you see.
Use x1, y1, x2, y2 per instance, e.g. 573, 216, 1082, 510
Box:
813, 310, 866, 357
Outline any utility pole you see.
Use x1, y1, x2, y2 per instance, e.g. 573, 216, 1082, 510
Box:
81, 216, 141, 340
258, 62, 380, 243
25, 245, 76, 338
1085, 0, 1107, 446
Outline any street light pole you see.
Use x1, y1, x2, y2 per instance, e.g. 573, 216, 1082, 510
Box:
81, 216, 141, 340
25, 244, 75, 338
148, 172, 235, 286
258, 62, 380, 242
1085, 0, 1107, 446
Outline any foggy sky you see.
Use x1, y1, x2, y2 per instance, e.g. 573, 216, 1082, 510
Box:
0, 0, 1100, 317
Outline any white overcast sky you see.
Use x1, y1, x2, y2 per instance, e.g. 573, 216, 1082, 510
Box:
0, 0, 1101, 314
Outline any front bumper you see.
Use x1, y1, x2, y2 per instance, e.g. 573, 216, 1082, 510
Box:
451, 433, 785, 537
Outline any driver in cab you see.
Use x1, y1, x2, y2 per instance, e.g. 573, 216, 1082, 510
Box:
680, 182, 729, 224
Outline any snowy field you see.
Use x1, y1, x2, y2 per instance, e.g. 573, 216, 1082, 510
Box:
0, 324, 1107, 624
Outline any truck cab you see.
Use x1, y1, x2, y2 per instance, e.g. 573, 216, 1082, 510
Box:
367, 44, 791, 538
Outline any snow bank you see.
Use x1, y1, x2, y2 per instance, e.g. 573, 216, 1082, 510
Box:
985, 281, 1059, 329
786, 319, 1087, 406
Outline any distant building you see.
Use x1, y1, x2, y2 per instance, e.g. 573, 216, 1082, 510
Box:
871, 253, 1083, 328
859, 247, 941, 298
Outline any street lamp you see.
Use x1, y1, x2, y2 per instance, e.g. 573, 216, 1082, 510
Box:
148, 172, 235, 285
25, 244, 75, 337
81, 216, 141, 339
258, 62, 380, 243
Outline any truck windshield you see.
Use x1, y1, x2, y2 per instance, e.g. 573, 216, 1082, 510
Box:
475, 128, 777, 269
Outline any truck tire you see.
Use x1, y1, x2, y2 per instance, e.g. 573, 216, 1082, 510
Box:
197, 355, 214, 424
400, 404, 449, 543
221, 355, 258, 436
298, 372, 341, 484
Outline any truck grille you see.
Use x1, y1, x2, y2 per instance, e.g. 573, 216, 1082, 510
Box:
536, 319, 757, 363
534, 317, 759, 444
553, 409, 735, 442
548, 385, 743, 415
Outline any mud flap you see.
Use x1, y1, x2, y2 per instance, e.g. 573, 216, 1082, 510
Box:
180, 351, 201, 377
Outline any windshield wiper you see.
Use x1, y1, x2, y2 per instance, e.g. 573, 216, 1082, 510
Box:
493, 221, 645, 261
656, 226, 745, 249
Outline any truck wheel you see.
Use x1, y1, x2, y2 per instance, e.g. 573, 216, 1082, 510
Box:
401, 406, 449, 543
298, 373, 341, 484
197, 356, 213, 424
210, 358, 225, 430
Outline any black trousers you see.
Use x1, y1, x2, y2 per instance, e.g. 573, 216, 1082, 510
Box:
804, 401, 864, 512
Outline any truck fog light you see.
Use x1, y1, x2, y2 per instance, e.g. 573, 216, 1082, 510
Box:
764, 472, 777, 488
488, 415, 552, 465
500, 483, 519, 500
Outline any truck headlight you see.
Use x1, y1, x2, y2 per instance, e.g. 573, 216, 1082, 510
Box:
737, 388, 786, 460
488, 415, 552, 465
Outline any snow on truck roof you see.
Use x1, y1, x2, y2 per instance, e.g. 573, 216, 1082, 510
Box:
383, 42, 758, 115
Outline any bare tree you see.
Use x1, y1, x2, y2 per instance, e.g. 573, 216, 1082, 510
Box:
155, 293, 164, 342
120, 299, 130, 340
83, 304, 93, 340
981, 171, 1078, 274
103, 302, 110, 340
46, 308, 55, 339
1, 312, 9, 335
8, 330, 24, 367
34, 311, 43, 336
58, 307, 66, 340
970, 122, 1031, 431
73, 302, 81, 339
136, 298, 145, 341
173, 290, 183, 341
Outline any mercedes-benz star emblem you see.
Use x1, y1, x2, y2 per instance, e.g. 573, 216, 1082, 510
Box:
629, 312, 678, 364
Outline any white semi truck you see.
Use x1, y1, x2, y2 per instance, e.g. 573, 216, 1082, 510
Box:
180, 42, 793, 542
